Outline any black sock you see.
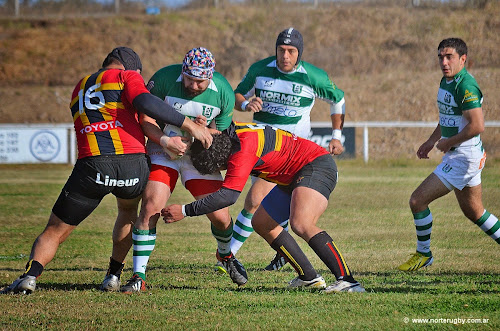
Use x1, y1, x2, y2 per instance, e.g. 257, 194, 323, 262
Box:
23, 259, 44, 278
270, 230, 317, 280
309, 231, 356, 283
107, 257, 125, 277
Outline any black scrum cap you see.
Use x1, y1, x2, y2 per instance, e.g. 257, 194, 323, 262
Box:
276, 27, 303, 65
102, 47, 142, 72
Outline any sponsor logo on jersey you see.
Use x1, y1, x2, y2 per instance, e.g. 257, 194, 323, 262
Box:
444, 92, 451, 104
439, 114, 461, 127
259, 90, 301, 106
292, 84, 303, 94
79, 120, 124, 134
173, 102, 183, 110
95, 173, 139, 187
146, 80, 155, 91
463, 89, 478, 103
262, 103, 298, 117
437, 88, 457, 109
264, 80, 274, 87
438, 102, 454, 115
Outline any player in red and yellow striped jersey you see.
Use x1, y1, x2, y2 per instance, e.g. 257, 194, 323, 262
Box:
161, 122, 365, 293
1, 47, 212, 295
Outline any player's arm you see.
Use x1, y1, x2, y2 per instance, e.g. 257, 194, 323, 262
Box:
329, 99, 345, 155
417, 124, 441, 159
139, 113, 188, 157
312, 67, 346, 155
162, 148, 253, 222
436, 107, 484, 153
234, 64, 262, 113
161, 187, 241, 222
133, 93, 212, 148
235, 92, 263, 113
162, 187, 241, 223
213, 80, 235, 131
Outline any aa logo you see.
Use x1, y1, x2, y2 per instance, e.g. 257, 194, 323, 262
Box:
292, 84, 303, 94
202, 105, 214, 118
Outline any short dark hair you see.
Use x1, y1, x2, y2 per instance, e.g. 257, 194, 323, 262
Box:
190, 133, 233, 175
438, 38, 468, 57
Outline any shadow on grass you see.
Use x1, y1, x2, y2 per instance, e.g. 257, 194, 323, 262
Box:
1, 268, 499, 294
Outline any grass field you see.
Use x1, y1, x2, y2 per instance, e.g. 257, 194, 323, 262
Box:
0, 159, 499, 330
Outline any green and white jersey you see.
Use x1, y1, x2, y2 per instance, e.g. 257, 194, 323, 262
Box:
437, 67, 483, 148
235, 56, 344, 138
146, 64, 234, 135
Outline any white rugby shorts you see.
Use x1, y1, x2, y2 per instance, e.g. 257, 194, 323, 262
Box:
433, 145, 486, 191
146, 141, 222, 186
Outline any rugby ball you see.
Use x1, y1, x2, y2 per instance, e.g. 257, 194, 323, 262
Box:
162, 124, 192, 159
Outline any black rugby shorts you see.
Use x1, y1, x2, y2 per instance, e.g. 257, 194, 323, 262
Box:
52, 153, 150, 226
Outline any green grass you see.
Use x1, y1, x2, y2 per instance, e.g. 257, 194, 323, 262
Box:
0, 159, 499, 330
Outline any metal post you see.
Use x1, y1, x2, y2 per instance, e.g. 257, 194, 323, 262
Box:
15, 0, 19, 17
115, 0, 120, 14
363, 125, 369, 163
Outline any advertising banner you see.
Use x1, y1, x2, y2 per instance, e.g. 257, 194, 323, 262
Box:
309, 126, 355, 158
0, 128, 70, 164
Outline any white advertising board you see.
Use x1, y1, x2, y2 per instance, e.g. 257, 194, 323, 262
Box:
0, 128, 70, 164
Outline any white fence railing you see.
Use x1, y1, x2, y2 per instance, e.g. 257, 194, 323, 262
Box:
313, 121, 500, 163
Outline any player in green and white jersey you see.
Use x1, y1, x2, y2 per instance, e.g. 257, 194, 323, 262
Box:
227, 27, 347, 271
398, 38, 499, 272
101, 47, 248, 292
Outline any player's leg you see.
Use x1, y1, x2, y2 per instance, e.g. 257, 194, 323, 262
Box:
455, 184, 500, 244
121, 165, 177, 293
30, 213, 77, 270
1, 159, 104, 295
101, 196, 141, 291
231, 177, 276, 255
188, 177, 248, 286
399, 173, 451, 271
252, 198, 325, 290
289, 186, 364, 293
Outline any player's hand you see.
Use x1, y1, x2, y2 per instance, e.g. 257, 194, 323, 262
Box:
159, 135, 189, 158
416, 140, 435, 159
245, 97, 263, 112
190, 126, 213, 149
329, 139, 344, 155
161, 204, 185, 223
435, 138, 452, 153
194, 115, 208, 127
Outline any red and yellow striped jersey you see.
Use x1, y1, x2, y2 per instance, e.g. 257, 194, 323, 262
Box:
223, 122, 329, 191
70, 69, 149, 159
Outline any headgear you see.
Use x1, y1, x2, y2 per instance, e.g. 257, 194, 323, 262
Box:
182, 47, 216, 80
102, 47, 142, 72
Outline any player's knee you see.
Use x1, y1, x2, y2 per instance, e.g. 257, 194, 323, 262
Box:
244, 197, 261, 213
290, 222, 307, 238
409, 193, 422, 212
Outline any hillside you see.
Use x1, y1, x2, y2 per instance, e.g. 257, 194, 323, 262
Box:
1, 2, 499, 158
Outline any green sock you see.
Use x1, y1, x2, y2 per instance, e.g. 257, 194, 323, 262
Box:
212, 220, 233, 258
132, 227, 156, 280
